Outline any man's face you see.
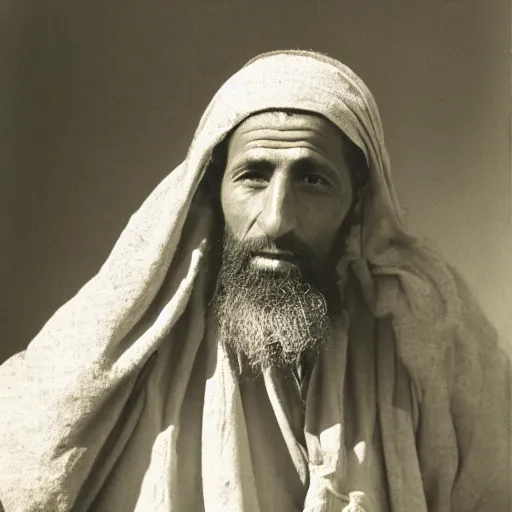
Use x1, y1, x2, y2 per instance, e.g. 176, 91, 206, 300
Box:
220, 111, 354, 272
212, 111, 356, 373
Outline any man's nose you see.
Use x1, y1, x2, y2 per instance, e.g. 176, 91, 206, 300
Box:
258, 175, 297, 238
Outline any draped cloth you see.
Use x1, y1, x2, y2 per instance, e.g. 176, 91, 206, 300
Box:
0, 50, 510, 512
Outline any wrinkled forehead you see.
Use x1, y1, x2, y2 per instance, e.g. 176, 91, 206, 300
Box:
231, 110, 341, 139
229, 110, 344, 152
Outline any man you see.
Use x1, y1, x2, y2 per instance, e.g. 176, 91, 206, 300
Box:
0, 50, 510, 512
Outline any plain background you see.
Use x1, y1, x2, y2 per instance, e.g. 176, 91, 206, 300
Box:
1, 0, 511, 363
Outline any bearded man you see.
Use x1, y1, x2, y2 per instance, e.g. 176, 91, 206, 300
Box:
0, 50, 510, 512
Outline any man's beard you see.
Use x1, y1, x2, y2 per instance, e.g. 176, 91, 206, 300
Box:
210, 229, 341, 375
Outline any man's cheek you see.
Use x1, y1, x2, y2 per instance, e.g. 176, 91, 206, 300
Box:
224, 205, 255, 239
309, 234, 337, 264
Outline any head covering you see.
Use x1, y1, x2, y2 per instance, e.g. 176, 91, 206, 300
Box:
0, 50, 510, 512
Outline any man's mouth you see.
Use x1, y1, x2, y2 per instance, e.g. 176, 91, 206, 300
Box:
250, 251, 298, 272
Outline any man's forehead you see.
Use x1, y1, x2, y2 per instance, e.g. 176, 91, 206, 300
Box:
227, 110, 346, 161
232, 110, 339, 137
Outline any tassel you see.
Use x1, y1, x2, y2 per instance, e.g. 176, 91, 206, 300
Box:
342, 491, 368, 512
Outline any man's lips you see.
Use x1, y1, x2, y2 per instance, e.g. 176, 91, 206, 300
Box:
250, 251, 299, 271
253, 250, 296, 262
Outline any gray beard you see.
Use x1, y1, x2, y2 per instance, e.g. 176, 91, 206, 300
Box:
210, 230, 339, 375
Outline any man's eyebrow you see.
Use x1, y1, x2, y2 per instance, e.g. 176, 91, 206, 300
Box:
229, 157, 274, 173
228, 155, 345, 181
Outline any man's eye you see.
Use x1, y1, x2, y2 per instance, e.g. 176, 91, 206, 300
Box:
302, 174, 328, 187
239, 171, 269, 183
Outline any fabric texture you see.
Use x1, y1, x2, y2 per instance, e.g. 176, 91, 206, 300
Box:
0, 50, 510, 512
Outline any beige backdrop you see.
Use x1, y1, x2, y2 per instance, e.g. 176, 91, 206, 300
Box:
1, 0, 510, 362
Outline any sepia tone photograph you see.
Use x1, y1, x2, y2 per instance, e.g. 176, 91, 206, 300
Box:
0, 1, 511, 511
